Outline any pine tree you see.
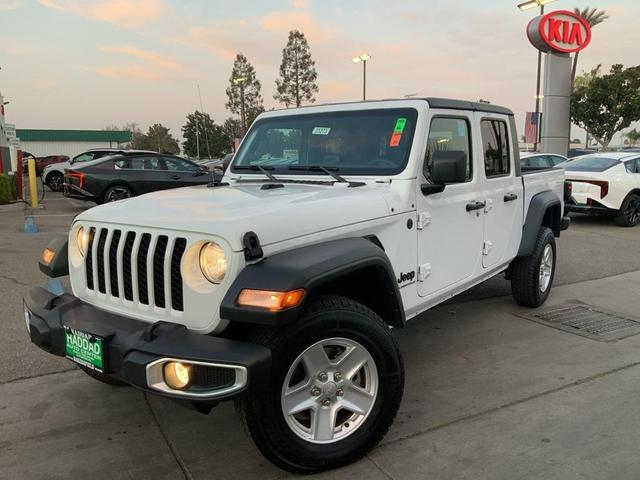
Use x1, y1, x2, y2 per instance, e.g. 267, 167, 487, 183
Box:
274, 30, 319, 108
225, 53, 264, 134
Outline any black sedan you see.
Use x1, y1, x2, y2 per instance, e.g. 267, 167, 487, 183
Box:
63, 153, 218, 203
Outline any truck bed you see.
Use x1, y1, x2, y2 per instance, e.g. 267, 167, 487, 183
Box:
521, 167, 565, 223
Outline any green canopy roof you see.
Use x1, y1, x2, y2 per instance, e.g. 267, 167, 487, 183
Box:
16, 129, 131, 142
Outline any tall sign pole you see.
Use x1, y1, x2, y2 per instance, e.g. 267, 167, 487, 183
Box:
526, 10, 592, 156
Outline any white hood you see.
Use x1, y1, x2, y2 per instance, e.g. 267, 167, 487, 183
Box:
76, 182, 392, 251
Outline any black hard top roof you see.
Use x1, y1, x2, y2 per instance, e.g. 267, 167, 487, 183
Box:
271, 97, 514, 116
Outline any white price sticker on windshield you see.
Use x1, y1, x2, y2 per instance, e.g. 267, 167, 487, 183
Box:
312, 127, 331, 135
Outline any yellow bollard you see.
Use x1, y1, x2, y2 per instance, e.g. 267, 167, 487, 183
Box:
27, 157, 38, 208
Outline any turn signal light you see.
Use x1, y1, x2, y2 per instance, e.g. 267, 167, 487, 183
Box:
41, 248, 55, 266
163, 362, 192, 390
237, 288, 306, 311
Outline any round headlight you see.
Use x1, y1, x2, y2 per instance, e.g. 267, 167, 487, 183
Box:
199, 242, 227, 284
76, 226, 89, 257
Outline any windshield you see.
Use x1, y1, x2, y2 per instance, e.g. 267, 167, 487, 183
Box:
232, 108, 418, 176
565, 156, 620, 172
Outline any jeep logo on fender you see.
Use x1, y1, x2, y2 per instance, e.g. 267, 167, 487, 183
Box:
397, 271, 415, 285
527, 10, 591, 54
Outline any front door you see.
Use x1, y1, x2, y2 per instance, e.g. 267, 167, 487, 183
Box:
477, 116, 523, 269
416, 113, 485, 298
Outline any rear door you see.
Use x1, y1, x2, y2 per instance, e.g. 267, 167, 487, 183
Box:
115, 156, 169, 194
477, 115, 524, 269
416, 112, 485, 298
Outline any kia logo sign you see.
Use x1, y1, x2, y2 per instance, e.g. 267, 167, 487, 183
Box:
527, 10, 592, 54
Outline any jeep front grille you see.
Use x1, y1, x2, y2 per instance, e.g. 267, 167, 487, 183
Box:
84, 227, 187, 312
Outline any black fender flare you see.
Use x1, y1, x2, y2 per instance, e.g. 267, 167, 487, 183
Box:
518, 190, 561, 257
220, 237, 405, 328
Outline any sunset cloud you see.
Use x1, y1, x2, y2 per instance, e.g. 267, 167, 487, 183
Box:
38, 0, 168, 28
260, 11, 333, 43
0, 0, 24, 11
100, 46, 184, 71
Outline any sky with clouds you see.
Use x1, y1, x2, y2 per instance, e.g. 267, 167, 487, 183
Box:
1, 0, 638, 143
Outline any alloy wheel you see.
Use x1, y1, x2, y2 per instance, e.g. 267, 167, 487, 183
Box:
281, 337, 378, 444
539, 243, 554, 292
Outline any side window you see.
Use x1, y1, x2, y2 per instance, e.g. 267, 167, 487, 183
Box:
636, 158, 640, 173
424, 117, 472, 183
73, 153, 95, 163
481, 120, 510, 177
624, 161, 636, 173
164, 157, 199, 172
550, 155, 566, 166
142, 156, 166, 170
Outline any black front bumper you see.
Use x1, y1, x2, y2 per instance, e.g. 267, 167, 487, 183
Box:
24, 287, 271, 402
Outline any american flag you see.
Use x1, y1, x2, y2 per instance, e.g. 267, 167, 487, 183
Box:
524, 112, 540, 144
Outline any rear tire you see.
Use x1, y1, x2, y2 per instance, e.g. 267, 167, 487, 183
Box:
102, 185, 133, 203
46, 172, 64, 192
235, 295, 404, 473
510, 227, 556, 307
615, 194, 640, 227
79, 366, 129, 386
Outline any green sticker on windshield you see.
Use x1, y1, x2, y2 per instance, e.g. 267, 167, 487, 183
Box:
394, 118, 407, 133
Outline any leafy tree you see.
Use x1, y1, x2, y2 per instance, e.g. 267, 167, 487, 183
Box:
274, 30, 319, 108
222, 117, 243, 147
181, 111, 230, 158
225, 53, 264, 134
571, 8, 609, 87
626, 128, 640, 146
145, 124, 180, 154
571, 64, 640, 150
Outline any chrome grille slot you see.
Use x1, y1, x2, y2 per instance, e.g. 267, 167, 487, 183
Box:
122, 232, 136, 301
85, 227, 96, 290
108, 230, 122, 297
83, 227, 186, 313
137, 234, 152, 305
96, 228, 108, 294
153, 235, 169, 308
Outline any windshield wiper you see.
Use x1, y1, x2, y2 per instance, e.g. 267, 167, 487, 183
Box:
288, 165, 365, 188
234, 164, 280, 182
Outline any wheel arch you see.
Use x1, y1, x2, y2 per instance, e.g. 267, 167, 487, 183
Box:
518, 190, 561, 257
220, 237, 406, 329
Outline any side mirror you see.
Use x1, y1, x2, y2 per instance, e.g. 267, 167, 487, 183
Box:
421, 150, 468, 196
431, 150, 468, 184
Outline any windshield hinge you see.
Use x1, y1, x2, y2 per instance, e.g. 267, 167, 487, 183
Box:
243, 231, 263, 261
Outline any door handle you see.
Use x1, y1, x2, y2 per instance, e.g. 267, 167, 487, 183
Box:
504, 193, 518, 202
170, 175, 180, 180
466, 201, 486, 212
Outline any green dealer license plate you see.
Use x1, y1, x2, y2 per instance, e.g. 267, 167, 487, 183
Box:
64, 326, 105, 372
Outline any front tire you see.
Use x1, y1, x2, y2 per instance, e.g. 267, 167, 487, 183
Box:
615, 194, 640, 227
236, 295, 404, 473
510, 227, 556, 307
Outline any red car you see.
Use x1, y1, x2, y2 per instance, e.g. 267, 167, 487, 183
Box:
23, 155, 70, 175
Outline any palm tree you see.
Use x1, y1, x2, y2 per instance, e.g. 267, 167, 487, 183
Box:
571, 7, 609, 88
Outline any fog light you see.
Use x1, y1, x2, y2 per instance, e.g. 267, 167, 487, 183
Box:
163, 362, 192, 390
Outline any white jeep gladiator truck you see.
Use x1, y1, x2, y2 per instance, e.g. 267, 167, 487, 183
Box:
24, 98, 569, 473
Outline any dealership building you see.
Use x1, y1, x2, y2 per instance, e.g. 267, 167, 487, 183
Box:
16, 129, 131, 158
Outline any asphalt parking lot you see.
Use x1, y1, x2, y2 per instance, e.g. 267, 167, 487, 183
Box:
2, 191, 640, 479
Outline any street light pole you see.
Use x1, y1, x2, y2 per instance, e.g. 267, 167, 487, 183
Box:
518, 0, 557, 151
352, 54, 371, 101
